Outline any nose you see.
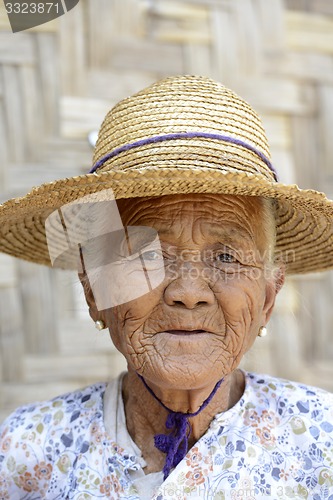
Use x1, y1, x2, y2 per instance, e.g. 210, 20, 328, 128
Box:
164, 277, 215, 309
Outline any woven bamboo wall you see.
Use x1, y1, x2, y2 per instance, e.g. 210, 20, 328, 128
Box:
1, 0, 333, 423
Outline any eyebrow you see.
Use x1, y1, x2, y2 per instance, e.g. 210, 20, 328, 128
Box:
206, 226, 254, 245
123, 227, 159, 252
155, 224, 255, 247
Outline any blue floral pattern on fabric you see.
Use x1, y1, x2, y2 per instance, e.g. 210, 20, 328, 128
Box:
0, 372, 333, 499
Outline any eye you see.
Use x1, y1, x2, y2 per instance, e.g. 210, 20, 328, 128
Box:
216, 252, 237, 263
140, 249, 162, 261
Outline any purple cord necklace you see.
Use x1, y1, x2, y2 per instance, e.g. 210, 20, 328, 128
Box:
138, 375, 224, 479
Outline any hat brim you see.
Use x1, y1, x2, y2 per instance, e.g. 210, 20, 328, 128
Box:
0, 167, 333, 274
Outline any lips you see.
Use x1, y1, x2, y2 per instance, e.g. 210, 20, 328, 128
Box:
165, 329, 208, 335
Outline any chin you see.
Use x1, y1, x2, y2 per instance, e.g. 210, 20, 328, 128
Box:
141, 358, 226, 391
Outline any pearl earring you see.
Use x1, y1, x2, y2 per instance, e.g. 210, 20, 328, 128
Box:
258, 326, 267, 337
95, 320, 106, 331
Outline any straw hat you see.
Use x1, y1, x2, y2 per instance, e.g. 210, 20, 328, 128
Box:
0, 75, 332, 274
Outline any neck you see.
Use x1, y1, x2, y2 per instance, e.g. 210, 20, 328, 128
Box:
122, 368, 245, 473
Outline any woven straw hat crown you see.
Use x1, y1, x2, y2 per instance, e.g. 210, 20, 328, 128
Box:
91, 75, 276, 183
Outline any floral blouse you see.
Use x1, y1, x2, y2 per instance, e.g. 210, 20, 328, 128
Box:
0, 372, 333, 499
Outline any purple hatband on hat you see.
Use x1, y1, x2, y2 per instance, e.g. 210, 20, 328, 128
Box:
89, 132, 278, 182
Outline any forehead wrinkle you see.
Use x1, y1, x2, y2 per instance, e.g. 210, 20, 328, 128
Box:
121, 201, 254, 228
202, 199, 269, 254
126, 215, 257, 252
117, 194, 267, 252
117, 194, 238, 224
118, 194, 256, 222
189, 204, 260, 249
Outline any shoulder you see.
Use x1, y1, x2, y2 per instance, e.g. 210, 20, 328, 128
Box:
246, 371, 333, 399
0, 382, 107, 497
1, 381, 107, 437
244, 371, 333, 418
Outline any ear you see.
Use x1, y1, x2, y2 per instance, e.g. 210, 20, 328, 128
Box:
262, 264, 285, 325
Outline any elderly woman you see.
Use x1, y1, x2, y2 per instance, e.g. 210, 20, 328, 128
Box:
0, 76, 333, 499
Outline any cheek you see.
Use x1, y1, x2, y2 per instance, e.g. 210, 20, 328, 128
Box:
215, 274, 266, 335
209, 277, 266, 372
104, 288, 163, 355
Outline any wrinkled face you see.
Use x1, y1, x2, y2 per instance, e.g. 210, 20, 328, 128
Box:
83, 194, 279, 390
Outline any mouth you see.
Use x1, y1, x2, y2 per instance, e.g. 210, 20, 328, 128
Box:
165, 329, 208, 336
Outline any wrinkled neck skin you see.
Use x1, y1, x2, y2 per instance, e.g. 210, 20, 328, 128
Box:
122, 366, 245, 473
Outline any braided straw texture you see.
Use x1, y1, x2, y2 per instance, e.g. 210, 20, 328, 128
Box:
93, 76, 272, 180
